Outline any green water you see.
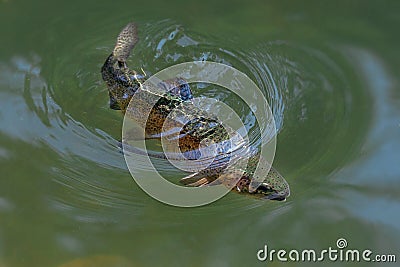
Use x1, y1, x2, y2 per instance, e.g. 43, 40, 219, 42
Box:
1, 0, 399, 266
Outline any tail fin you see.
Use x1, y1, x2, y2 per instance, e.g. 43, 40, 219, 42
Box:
113, 22, 138, 62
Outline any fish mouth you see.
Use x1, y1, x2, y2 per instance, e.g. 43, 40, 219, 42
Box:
263, 193, 287, 201
255, 183, 289, 201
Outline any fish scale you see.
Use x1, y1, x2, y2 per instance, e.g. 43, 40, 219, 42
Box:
101, 22, 290, 201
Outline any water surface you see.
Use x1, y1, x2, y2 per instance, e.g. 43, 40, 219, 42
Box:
0, 0, 399, 266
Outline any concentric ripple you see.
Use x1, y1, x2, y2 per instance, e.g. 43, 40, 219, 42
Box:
1, 19, 371, 212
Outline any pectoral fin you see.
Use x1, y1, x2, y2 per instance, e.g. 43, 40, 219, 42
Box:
180, 168, 243, 189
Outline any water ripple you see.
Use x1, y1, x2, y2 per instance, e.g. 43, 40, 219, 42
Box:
0, 19, 371, 213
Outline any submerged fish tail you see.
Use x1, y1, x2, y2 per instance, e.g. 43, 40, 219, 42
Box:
113, 22, 138, 63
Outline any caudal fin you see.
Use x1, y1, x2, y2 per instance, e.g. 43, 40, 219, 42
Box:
113, 22, 139, 62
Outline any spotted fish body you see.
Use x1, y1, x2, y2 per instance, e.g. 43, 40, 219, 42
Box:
101, 22, 290, 201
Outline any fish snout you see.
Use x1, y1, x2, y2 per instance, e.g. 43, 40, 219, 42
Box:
256, 182, 290, 201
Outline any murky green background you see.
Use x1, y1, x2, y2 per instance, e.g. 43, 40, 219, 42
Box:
1, 0, 399, 266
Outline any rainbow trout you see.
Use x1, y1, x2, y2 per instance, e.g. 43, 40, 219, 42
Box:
101, 22, 290, 201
